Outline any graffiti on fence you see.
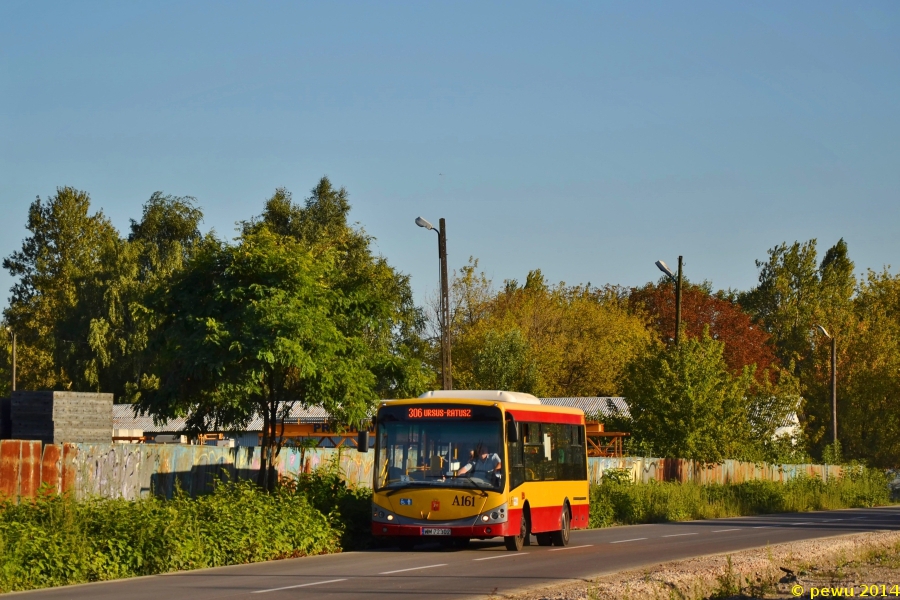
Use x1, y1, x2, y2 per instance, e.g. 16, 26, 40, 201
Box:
588, 456, 843, 485
0, 440, 847, 502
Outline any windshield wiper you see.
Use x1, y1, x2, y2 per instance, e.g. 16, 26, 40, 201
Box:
459, 475, 489, 496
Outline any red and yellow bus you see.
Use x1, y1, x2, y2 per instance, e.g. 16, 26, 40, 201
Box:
366, 390, 589, 551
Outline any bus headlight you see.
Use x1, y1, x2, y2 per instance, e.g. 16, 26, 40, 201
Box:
481, 515, 490, 522
491, 512, 499, 520
387, 514, 394, 521
379, 511, 385, 518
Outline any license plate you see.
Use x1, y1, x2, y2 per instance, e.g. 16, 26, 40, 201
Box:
421, 528, 451, 536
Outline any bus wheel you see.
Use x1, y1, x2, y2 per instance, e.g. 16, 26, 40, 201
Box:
551, 507, 570, 547
535, 532, 553, 546
504, 515, 525, 551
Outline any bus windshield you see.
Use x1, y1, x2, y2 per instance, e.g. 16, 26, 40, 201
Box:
375, 404, 503, 491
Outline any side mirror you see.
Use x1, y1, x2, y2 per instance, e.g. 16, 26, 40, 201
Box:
506, 419, 519, 443
357, 430, 370, 453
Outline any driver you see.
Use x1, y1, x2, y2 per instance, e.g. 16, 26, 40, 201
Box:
457, 444, 501, 479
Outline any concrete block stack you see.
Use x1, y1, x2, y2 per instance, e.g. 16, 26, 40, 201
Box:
11, 391, 113, 444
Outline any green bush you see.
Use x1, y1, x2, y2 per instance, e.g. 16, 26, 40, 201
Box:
0, 480, 341, 593
287, 458, 373, 550
589, 467, 892, 528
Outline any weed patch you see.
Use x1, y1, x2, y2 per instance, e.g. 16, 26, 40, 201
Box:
589, 467, 892, 527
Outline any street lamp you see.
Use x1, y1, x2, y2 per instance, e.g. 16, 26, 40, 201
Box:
416, 217, 452, 390
655, 256, 683, 345
814, 324, 838, 447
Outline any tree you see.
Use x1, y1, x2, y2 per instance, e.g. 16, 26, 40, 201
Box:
620, 329, 756, 463
837, 269, 900, 468
51, 194, 204, 401
243, 181, 430, 399
740, 239, 857, 456
630, 281, 779, 383
2, 187, 118, 390
446, 261, 654, 397
140, 179, 429, 488
471, 329, 539, 393
141, 229, 382, 489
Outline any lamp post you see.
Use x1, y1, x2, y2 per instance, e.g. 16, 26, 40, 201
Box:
655, 256, 683, 345
5, 327, 13, 393
814, 324, 838, 447
416, 217, 452, 390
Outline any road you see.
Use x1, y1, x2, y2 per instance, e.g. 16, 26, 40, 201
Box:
9, 507, 900, 599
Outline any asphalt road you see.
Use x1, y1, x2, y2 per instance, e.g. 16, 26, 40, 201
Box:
9, 507, 900, 600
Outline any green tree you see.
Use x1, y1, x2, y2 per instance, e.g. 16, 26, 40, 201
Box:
471, 329, 539, 393
838, 269, 900, 468
243, 181, 430, 399
2, 188, 118, 390
740, 238, 857, 457
55, 193, 204, 401
140, 229, 383, 489
621, 329, 756, 463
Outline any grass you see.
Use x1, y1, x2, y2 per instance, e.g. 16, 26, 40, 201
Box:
0, 466, 372, 593
589, 465, 892, 528
0, 461, 891, 594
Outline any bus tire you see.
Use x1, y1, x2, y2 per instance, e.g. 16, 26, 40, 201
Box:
551, 506, 571, 547
504, 515, 526, 551
536, 532, 553, 546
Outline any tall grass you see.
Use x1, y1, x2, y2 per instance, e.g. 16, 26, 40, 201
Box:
589, 466, 892, 528
0, 479, 342, 593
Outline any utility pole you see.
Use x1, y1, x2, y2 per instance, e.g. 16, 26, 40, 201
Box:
438, 218, 452, 390
830, 334, 837, 447
675, 256, 683, 346
814, 324, 838, 448
416, 216, 453, 390
5, 329, 13, 393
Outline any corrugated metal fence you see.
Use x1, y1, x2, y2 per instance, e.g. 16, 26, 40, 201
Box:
0, 439, 844, 502
0, 439, 372, 501
589, 456, 843, 485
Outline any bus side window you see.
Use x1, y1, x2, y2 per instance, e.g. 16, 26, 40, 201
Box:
507, 428, 526, 490
523, 422, 543, 482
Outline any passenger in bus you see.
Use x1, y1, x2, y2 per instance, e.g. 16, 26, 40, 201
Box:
457, 445, 502, 483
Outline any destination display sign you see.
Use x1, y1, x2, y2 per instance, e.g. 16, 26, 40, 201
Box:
407, 407, 472, 419
378, 403, 502, 423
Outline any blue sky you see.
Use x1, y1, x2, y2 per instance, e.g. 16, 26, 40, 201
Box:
2, 1, 898, 310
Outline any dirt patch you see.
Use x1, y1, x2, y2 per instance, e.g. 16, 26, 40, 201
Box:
495, 531, 900, 600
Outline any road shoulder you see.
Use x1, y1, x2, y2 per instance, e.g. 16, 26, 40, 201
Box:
496, 530, 900, 600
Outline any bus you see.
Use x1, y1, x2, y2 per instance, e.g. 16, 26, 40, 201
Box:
362, 390, 589, 551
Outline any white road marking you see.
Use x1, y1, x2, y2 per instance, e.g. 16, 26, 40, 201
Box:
474, 553, 527, 561
252, 579, 348, 593
610, 538, 647, 544
850, 517, 867, 520
662, 533, 698, 538
753, 526, 770, 529
789, 522, 807, 525
712, 529, 740, 533
822, 519, 844, 522
549, 544, 593, 551
380, 563, 448, 575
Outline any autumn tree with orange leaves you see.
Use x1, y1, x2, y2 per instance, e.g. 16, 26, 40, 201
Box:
629, 281, 778, 383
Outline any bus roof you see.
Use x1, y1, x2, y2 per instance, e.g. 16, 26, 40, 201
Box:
418, 390, 541, 404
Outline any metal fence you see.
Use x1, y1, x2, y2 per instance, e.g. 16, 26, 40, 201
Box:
0, 439, 372, 501
0, 439, 846, 502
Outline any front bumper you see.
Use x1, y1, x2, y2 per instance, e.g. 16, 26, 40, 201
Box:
372, 520, 516, 538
